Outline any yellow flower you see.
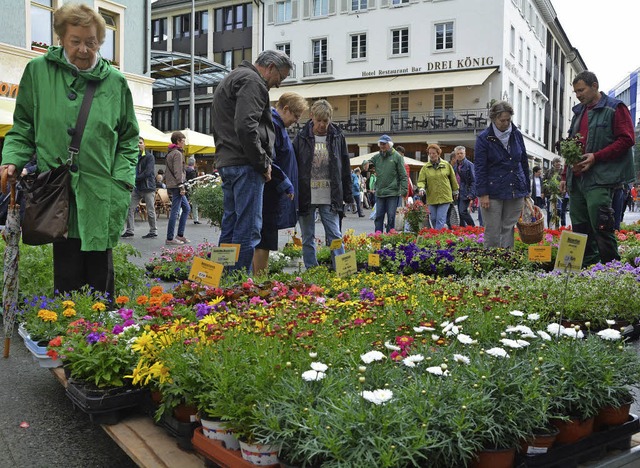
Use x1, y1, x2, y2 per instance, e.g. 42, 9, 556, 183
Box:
63, 308, 77, 318
62, 300, 75, 308
37, 309, 58, 322
92, 302, 107, 312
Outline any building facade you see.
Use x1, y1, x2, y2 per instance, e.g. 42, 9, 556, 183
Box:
0, 0, 155, 124
264, 0, 586, 167
609, 67, 640, 181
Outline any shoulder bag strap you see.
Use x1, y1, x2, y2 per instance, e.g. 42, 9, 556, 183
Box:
67, 80, 98, 167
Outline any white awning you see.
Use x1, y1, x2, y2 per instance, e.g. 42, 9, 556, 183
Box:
270, 67, 497, 101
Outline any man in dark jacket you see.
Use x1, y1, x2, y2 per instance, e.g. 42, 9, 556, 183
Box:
452, 145, 476, 227
211, 50, 293, 272
122, 137, 157, 239
560, 71, 635, 266
294, 99, 353, 269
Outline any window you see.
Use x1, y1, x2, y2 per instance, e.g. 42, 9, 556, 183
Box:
195, 10, 208, 35
351, 0, 367, 11
433, 88, 453, 115
222, 51, 232, 69
100, 10, 117, 62
276, 42, 291, 57
434, 22, 453, 51
174, 13, 190, 38
390, 91, 409, 123
509, 82, 515, 104
350, 33, 366, 60
509, 26, 515, 56
312, 38, 328, 74
31, 0, 55, 46
276, 0, 292, 23
313, 0, 328, 16
349, 95, 367, 125
391, 28, 408, 56
526, 47, 531, 74
525, 96, 530, 133
392, 0, 409, 5
152, 18, 167, 43
215, 4, 252, 31
533, 55, 537, 81
518, 37, 524, 65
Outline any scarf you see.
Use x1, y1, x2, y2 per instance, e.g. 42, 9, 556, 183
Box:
492, 123, 512, 150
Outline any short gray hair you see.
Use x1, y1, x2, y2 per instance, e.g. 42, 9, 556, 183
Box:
255, 50, 293, 72
489, 100, 514, 121
310, 99, 333, 120
454, 146, 466, 153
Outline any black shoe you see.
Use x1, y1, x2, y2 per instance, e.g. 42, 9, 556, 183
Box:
194, 221, 201, 224
142, 232, 158, 239
121, 232, 134, 238
359, 215, 365, 217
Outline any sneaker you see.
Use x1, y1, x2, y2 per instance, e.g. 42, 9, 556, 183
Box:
121, 232, 134, 238
142, 232, 158, 239
165, 238, 184, 246
194, 221, 201, 224
175, 235, 191, 243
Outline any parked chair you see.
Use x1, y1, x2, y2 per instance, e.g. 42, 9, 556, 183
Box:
419, 117, 430, 129
405, 116, 417, 129
374, 117, 385, 130
155, 188, 171, 218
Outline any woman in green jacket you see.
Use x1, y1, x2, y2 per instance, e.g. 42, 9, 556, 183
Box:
0, 3, 138, 300
417, 144, 459, 230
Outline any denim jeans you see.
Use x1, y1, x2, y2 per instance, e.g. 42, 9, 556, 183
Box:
429, 203, 450, 230
218, 165, 265, 272
167, 188, 190, 240
298, 204, 344, 269
374, 196, 399, 233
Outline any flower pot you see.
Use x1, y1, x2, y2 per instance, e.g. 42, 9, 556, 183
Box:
201, 417, 240, 450
173, 402, 198, 423
595, 402, 632, 429
18, 324, 62, 368
552, 416, 594, 444
239, 440, 280, 466
470, 447, 515, 468
519, 425, 560, 455
66, 379, 148, 425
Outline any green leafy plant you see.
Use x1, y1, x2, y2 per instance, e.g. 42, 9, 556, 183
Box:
188, 175, 224, 227
557, 134, 584, 166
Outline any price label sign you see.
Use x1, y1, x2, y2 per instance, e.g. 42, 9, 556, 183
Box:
335, 251, 357, 277
554, 231, 588, 273
188, 257, 223, 287
368, 253, 380, 267
528, 245, 552, 263
329, 238, 343, 250
219, 243, 240, 262
211, 247, 239, 266
372, 241, 381, 251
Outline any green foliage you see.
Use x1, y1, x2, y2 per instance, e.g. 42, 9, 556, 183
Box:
190, 183, 224, 227
558, 134, 584, 166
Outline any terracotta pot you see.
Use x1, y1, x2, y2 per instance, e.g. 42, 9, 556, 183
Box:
150, 390, 163, 405
595, 402, 632, 429
173, 403, 198, 423
552, 417, 594, 444
470, 447, 515, 468
519, 426, 560, 455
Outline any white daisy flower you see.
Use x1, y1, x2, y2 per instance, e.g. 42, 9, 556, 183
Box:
597, 329, 622, 341
361, 350, 386, 364
445, 325, 460, 337
516, 340, 530, 347
547, 323, 563, 337
485, 347, 510, 358
301, 370, 326, 381
361, 389, 393, 405
432, 334, 441, 341
500, 338, 522, 348
309, 352, 318, 358
453, 354, 470, 365
606, 319, 616, 325
414, 326, 436, 333
457, 333, 476, 345
426, 366, 449, 376
384, 341, 401, 351
402, 354, 424, 367
562, 327, 584, 339
454, 315, 469, 323
310, 362, 328, 372
510, 310, 525, 317
527, 313, 540, 321
537, 330, 552, 341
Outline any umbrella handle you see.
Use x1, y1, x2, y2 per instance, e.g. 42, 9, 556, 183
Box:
0, 171, 16, 208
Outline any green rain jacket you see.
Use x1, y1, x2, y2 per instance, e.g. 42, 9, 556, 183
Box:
2, 47, 139, 251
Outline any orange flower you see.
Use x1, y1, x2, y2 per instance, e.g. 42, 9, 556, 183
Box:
150, 285, 164, 297
136, 295, 149, 305
161, 293, 174, 303
115, 295, 130, 305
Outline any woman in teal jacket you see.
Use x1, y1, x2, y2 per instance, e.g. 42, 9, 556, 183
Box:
0, 3, 138, 300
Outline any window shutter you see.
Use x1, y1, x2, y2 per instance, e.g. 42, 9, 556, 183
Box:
292, 0, 299, 20
379, 0, 389, 8
267, 3, 274, 24
340, 0, 348, 13
329, 0, 336, 15
302, 0, 310, 18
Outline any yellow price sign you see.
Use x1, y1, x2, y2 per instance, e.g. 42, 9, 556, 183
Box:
335, 251, 357, 277
372, 241, 381, 251
329, 238, 343, 250
219, 243, 240, 262
211, 247, 239, 266
554, 231, 588, 273
368, 253, 380, 267
528, 245, 552, 263
188, 257, 223, 287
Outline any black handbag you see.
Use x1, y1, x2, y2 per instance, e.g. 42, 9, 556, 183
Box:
20, 81, 97, 245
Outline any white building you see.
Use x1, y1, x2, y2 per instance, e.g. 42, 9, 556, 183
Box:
263, 0, 586, 167
609, 67, 640, 180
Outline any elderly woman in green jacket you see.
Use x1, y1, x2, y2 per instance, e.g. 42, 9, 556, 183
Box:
416, 143, 459, 230
0, 3, 138, 301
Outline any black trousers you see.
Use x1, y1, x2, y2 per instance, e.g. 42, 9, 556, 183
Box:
53, 238, 114, 301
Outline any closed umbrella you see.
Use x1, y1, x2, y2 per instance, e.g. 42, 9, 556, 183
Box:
1, 173, 20, 358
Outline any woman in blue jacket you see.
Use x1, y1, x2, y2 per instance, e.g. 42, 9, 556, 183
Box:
475, 101, 530, 248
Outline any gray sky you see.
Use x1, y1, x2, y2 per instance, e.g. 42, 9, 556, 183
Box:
552, 0, 640, 92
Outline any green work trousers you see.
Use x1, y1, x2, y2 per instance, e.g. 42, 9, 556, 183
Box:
568, 178, 619, 266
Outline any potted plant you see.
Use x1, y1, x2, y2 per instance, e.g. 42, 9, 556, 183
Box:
31, 41, 49, 52
402, 200, 429, 234
188, 175, 224, 227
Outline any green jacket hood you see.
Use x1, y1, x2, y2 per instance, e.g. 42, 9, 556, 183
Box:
44, 46, 112, 81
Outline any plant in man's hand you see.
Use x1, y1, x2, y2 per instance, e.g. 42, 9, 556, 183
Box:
402, 200, 429, 234
556, 134, 584, 166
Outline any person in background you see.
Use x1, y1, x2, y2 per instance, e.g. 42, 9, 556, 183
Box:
0, 2, 138, 300
155, 169, 166, 189
544, 157, 564, 226
185, 156, 200, 224
212, 50, 293, 272
560, 71, 635, 265
362, 135, 408, 233
395, 145, 414, 206
452, 145, 476, 227
416, 144, 459, 230
366, 168, 377, 208
253, 92, 308, 276
531, 166, 545, 209
475, 101, 530, 248
351, 168, 364, 217
164, 131, 190, 245
122, 137, 158, 239
629, 184, 637, 212
294, 99, 353, 269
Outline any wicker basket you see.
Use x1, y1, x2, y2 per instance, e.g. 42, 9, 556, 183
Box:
517, 202, 544, 244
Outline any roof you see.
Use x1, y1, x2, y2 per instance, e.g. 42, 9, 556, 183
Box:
150, 50, 229, 92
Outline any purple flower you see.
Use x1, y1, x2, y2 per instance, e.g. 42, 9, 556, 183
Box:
360, 288, 376, 301
195, 303, 212, 319
118, 308, 134, 320
86, 331, 105, 344
123, 319, 136, 327
112, 324, 124, 335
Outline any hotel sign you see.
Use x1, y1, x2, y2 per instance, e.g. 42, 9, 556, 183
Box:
361, 56, 494, 77
0, 81, 19, 98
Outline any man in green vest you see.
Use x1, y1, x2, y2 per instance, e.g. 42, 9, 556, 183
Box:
561, 71, 635, 266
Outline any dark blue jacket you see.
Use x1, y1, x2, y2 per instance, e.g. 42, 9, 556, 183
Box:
135, 151, 156, 192
262, 109, 296, 230
454, 157, 476, 200
474, 123, 530, 200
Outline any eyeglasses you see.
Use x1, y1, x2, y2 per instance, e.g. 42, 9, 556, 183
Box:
68, 38, 99, 50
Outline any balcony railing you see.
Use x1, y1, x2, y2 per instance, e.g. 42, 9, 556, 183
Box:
287, 108, 489, 137
302, 59, 333, 77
